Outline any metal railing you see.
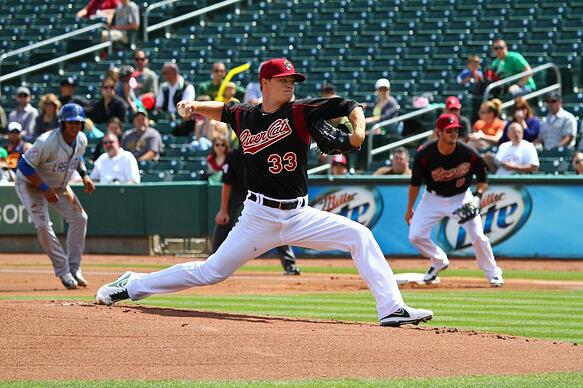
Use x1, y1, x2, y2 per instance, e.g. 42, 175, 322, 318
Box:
143, 0, 245, 42
0, 42, 112, 93
0, 23, 105, 80
365, 103, 444, 168
482, 62, 561, 105
143, 0, 180, 42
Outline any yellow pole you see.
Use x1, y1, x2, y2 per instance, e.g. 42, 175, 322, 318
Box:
215, 62, 251, 102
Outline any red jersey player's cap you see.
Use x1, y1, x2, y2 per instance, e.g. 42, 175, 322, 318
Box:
436, 113, 463, 131
259, 58, 306, 82
445, 95, 462, 110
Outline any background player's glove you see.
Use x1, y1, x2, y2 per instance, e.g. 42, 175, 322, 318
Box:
453, 195, 481, 224
309, 119, 358, 155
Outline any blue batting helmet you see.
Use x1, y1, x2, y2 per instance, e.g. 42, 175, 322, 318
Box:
59, 103, 86, 123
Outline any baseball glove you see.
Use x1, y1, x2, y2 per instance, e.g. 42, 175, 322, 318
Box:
309, 119, 358, 155
453, 196, 481, 224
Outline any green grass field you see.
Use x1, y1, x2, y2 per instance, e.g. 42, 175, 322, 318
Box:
2, 265, 582, 386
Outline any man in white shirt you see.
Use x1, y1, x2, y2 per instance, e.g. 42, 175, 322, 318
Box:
91, 133, 140, 183
155, 63, 195, 115
494, 122, 539, 175
536, 92, 577, 150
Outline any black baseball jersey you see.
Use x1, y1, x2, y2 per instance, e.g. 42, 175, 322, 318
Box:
221, 97, 359, 199
410, 140, 488, 197
221, 148, 247, 207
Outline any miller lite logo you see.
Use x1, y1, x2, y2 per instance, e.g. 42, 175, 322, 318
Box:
437, 186, 532, 252
310, 186, 383, 228
239, 118, 293, 154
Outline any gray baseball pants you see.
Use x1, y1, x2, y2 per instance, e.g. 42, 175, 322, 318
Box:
15, 180, 88, 278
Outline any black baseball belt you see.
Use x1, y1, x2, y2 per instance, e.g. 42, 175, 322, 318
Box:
248, 193, 306, 210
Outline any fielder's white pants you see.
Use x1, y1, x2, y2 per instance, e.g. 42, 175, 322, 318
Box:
15, 180, 88, 277
128, 193, 405, 319
409, 189, 502, 279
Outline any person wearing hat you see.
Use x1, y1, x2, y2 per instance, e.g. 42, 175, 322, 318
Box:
330, 154, 349, 176
441, 96, 471, 142
96, 57, 434, 328
5, 122, 32, 171
59, 77, 91, 109
121, 109, 163, 161
15, 103, 95, 290
8, 86, 39, 140
534, 91, 578, 150
365, 78, 399, 130
405, 113, 503, 287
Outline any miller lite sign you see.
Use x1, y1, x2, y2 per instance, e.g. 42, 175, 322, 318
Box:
310, 186, 383, 228
438, 186, 532, 252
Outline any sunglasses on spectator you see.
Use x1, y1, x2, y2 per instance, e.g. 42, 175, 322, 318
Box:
103, 141, 115, 145
214, 143, 226, 147
17, 93, 28, 98
575, 159, 583, 165
102, 85, 114, 89
545, 99, 559, 104
134, 57, 146, 61
213, 69, 225, 73
493, 46, 505, 50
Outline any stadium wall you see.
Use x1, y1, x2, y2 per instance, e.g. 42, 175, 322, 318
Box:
0, 177, 581, 258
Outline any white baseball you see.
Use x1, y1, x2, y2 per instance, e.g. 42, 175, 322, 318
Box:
177, 102, 191, 118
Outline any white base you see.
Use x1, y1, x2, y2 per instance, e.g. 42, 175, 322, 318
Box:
394, 272, 440, 285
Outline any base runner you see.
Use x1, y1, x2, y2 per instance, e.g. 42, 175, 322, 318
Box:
405, 113, 504, 287
96, 58, 433, 327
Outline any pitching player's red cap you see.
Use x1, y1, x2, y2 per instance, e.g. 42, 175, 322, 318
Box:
259, 58, 306, 82
445, 96, 462, 110
436, 113, 462, 131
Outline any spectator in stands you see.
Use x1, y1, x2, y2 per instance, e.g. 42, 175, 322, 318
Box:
467, 99, 505, 151
223, 82, 240, 104
365, 78, 399, 126
197, 61, 245, 101
321, 83, 337, 98
116, 65, 138, 117
431, 96, 471, 142
487, 122, 539, 175
84, 118, 104, 140
457, 55, 483, 94
499, 97, 540, 143
207, 137, 230, 175
93, 117, 124, 160
133, 50, 159, 103
491, 39, 536, 97
330, 154, 349, 176
90, 133, 140, 184
535, 91, 577, 150
121, 110, 163, 161
101, 0, 139, 45
76, 0, 119, 22
34, 93, 61, 137
373, 147, 411, 176
58, 77, 90, 110
106, 67, 120, 83
244, 80, 261, 104
190, 96, 227, 151
91, 78, 127, 124
572, 151, 583, 175
0, 147, 16, 183
4, 122, 32, 171
155, 63, 195, 117
9, 87, 38, 141
0, 104, 7, 132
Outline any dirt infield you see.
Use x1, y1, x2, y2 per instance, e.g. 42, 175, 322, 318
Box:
1, 254, 582, 380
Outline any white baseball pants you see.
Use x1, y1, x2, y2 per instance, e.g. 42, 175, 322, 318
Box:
15, 180, 88, 278
409, 190, 502, 279
128, 193, 405, 319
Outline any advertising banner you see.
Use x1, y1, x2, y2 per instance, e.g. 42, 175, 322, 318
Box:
306, 183, 583, 259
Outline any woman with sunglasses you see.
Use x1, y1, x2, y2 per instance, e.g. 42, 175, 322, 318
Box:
90, 77, 127, 124
467, 98, 504, 151
499, 96, 541, 144
207, 137, 230, 175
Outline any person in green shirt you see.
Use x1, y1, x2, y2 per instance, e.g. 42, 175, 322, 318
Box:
491, 39, 536, 96
197, 61, 245, 101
